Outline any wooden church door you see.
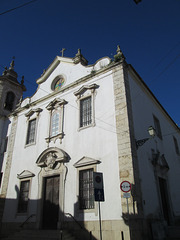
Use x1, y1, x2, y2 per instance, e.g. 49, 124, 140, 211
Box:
42, 175, 60, 229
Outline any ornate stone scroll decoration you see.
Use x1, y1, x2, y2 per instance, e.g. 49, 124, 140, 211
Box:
151, 150, 169, 173
46, 98, 67, 145
36, 147, 69, 171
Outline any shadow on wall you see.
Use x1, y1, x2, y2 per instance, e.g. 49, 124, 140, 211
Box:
0, 192, 97, 240
121, 184, 168, 240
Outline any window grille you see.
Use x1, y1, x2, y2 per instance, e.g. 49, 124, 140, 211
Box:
80, 97, 92, 127
26, 119, 36, 144
79, 169, 94, 209
18, 180, 30, 213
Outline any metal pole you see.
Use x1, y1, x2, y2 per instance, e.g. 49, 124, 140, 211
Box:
98, 201, 102, 240
126, 197, 129, 214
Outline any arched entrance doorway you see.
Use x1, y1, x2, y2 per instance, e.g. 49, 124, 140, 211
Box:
36, 147, 69, 229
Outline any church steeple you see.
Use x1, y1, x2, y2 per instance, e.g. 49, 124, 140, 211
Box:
2, 57, 18, 83
0, 57, 26, 179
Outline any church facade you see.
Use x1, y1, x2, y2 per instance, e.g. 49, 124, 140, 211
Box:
0, 47, 180, 240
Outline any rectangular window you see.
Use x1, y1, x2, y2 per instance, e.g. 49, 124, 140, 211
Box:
79, 169, 94, 209
18, 180, 30, 213
26, 119, 36, 144
153, 115, 162, 139
173, 136, 180, 155
80, 97, 92, 128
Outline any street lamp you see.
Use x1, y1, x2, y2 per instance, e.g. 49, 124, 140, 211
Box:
136, 126, 156, 149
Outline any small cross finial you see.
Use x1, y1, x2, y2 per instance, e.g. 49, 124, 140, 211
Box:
60, 48, 66, 57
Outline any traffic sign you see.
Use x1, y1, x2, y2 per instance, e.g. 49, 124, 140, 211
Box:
120, 181, 131, 193
123, 192, 131, 198
94, 189, 105, 202
93, 172, 103, 189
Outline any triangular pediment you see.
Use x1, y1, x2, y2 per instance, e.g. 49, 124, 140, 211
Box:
17, 170, 35, 179
74, 156, 101, 168
74, 84, 99, 97
46, 98, 68, 110
36, 56, 73, 85
25, 108, 42, 118
158, 154, 169, 169
152, 151, 169, 172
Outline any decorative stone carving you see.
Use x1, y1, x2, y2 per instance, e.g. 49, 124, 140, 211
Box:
45, 152, 57, 169
72, 49, 88, 66
114, 45, 125, 63
151, 150, 169, 172
36, 147, 69, 170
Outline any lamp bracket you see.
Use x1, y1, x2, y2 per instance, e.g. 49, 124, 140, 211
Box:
136, 138, 149, 149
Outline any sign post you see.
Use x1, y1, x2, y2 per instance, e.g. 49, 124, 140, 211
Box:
93, 172, 104, 240
120, 181, 131, 214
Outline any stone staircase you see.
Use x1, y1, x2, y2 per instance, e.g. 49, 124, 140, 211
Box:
0, 195, 5, 222
167, 226, 180, 240
0, 229, 77, 240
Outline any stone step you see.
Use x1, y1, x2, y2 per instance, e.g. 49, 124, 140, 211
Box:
1, 229, 77, 240
167, 226, 180, 240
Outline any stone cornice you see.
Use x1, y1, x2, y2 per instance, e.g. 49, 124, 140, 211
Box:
10, 61, 124, 115
36, 56, 74, 85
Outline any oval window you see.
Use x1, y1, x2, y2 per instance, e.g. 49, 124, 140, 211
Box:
54, 77, 65, 91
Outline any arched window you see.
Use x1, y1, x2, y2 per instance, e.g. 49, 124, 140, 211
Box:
51, 112, 60, 137
4, 91, 15, 111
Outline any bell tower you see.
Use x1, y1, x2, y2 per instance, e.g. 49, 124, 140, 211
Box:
0, 59, 26, 183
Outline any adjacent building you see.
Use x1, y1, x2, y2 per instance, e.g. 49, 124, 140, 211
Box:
0, 47, 180, 240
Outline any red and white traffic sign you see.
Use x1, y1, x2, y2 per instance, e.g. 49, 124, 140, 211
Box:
120, 181, 131, 193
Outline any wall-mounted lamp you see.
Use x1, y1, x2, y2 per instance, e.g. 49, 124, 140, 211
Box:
134, 0, 142, 4
136, 126, 156, 149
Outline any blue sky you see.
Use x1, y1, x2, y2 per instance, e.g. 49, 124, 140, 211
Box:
0, 0, 180, 126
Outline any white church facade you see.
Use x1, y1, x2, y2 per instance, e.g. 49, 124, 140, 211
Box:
0, 47, 180, 240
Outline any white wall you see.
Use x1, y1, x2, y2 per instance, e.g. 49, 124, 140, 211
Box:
2, 61, 123, 223
128, 70, 180, 219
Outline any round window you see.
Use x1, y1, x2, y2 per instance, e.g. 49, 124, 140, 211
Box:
54, 77, 65, 91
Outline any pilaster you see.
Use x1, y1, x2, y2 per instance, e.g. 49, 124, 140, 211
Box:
1, 115, 18, 197
112, 62, 143, 217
